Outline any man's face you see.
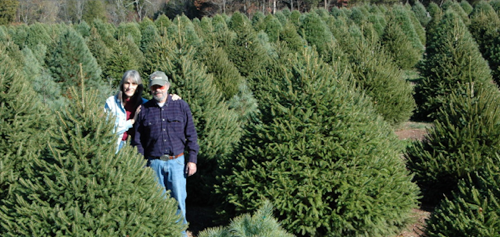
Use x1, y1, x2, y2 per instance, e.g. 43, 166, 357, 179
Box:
150, 84, 169, 103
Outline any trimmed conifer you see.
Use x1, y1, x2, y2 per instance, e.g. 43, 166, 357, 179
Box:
382, 11, 422, 70
86, 26, 112, 78
460, 0, 473, 15
226, 12, 269, 78
412, 0, 431, 27
74, 20, 91, 38
407, 86, 500, 205
44, 26, 106, 98
298, 11, 336, 62
116, 22, 142, 46
414, 9, 495, 120
105, 35, 144, 88
262, 14, 283, 43
25, 23, 52, 50
469, 1, 500, 85
0, 44, 53, 233
425, 161, 500, 236
0, 85, 184, 236
216, 47, 419, 236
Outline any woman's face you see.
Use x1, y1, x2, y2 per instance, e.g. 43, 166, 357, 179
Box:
123, 78, 139, 98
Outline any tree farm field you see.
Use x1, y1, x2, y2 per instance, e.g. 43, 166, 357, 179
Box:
185, 121, 433, 237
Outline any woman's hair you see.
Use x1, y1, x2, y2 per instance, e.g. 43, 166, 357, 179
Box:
118, 70, 144, 109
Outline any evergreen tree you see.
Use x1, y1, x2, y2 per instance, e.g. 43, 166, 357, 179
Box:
414, 9, 495, 121
198, 200, 293, 237
104, 35, 143, 88
22, 46, 66, 110
279, 21, 307, 52
226, 12, 269, 78
0, 44, 53, 233
459, 0, 473, 15
262, 14, 283, 43
139, 20, 159, 54
74, 20, 91, 38
407, 86, 500, 205
469, 1, 500, 85
387, 5, 425, 58
155, 14, 172, 33
412, 0, 431, 27
382, 12, 422, 70
91, 19, 117, 48
442, 0, 471, 26
298, 12, 336, 63
25, 23, 52, 50
425, 161, 500, 236
116, 22, 142, 46
0, 86, 184, 236
216, 47, 419, 236
85, 26, 112, 78
8, 24, 28, 48
45, 27, 107, 99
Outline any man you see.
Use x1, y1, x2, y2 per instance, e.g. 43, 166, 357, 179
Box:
132, 71, 199, 237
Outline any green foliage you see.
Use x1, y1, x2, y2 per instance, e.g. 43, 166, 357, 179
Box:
91, 19, 117, 48
0, 0, 18, 25
155, 14, 172, 32
412, 1, 431, 27
459, 0, 473, 15
279, 22, 306, 52
226, 12, 269, 78
116, 22, 142, 46
425, 161, 500, 236
25, 23, 52, 50
74, 20, 91, 38
44, 27, 106, 99
442, 0, 471, 26
262, 14, 283, 43
414, 9, 494, 120
382, 12, 422, 70
216, 48, 419, 236
407, 86, 500, 205
198, 200, 294, 237
298, 12, 336, 62
0, 44, 53, 232
0, 86, 184, 236
105, 35, 144, 88
389, 5, 425, 55
469, 1, 500, 85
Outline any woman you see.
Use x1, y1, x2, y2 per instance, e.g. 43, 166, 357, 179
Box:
104, 70, 179, 152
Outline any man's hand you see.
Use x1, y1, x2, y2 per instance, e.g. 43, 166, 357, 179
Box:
185, 162, 197, 176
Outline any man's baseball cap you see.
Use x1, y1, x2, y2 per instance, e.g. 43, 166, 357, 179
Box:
149, 71, 169, 86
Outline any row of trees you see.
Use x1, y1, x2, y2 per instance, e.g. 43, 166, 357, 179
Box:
1, 0, 500, 236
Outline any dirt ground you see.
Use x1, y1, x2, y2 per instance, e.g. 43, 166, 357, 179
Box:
186, 122, 432, 237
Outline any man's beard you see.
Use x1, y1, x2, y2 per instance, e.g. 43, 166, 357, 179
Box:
153, 90, 168, 102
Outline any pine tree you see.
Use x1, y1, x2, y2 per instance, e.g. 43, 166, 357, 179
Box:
216, 47, 419, 236
382, 11, 422, 70
74, 20, 91, 38
407, 86, 500, 205
104, 35, 143, 88
469, 1, 500, 85
0, 44, 53, 233
425, 161, 500, 236
45, 26, 106, 98
414, 9, 495, 121
198, 200, 293, 237
226, 12, 269, 78
0, 85, 184, 236
86, 26, 112, 80
298, 11, 336, 63
25, 23, 52, 50
412, 0, 431, 27
262, 14, 283, 43
116, 22, 142, 47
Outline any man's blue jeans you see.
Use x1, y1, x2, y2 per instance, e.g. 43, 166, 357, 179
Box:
147, 156, 188, 236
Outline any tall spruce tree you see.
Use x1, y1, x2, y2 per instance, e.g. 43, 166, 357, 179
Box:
407, 86, 500, 205
226, 12, 269, 78
45, 27, 108, 99
298, 11, 336, 63
0, 86, 184, 236
414, 9, 495, 121
469, 1, 500, 85
0, 44, 53, 233
25, 23, 52, 50
216, 47, 419, 236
